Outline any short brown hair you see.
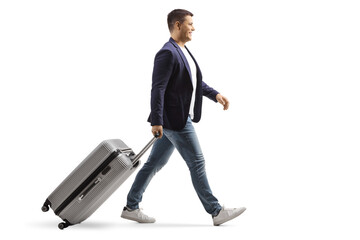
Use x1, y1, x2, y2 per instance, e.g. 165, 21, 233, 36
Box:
167, 9, 193, 32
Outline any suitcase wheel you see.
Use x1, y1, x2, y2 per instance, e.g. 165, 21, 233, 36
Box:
41, 199, 51, 212
58, 222, 69, 230
41, 205, 49, 212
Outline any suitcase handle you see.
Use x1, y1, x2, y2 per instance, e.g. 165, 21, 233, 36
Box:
131, 133, 159, 164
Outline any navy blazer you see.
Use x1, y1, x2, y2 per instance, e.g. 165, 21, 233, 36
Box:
148, 38, 219, 130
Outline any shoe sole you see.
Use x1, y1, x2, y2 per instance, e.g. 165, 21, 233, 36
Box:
213, 207, 246, 226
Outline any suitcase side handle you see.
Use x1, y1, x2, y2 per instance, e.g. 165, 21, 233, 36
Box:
119, 148, 133, 153
131, 134, 159, 164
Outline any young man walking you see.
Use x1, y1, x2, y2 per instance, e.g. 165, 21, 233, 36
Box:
121, 9, 246, 226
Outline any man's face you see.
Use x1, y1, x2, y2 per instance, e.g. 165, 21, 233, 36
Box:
179, 15, 195, 42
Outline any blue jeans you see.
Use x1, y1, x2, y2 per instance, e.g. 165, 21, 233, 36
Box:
126, 117, 222, 216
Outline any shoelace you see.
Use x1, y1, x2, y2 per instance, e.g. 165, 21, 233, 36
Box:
222, 205, 237, 211
137, 208, 151, 220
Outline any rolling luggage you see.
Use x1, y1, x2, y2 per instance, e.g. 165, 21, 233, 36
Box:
41, 135, 158, 229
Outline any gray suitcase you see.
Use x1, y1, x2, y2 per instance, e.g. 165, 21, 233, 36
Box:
41, 136, 157, 229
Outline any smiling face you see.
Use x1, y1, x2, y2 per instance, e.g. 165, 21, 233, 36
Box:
172, 15, 195, 45
178, 15, 195, 42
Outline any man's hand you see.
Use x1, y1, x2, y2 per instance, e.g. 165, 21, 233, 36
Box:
152, 125, 163, 138
216, 94, 230, 110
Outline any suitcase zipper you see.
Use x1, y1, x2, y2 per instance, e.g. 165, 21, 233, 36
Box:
54, 149, 121, 216
78, 177, 102, 201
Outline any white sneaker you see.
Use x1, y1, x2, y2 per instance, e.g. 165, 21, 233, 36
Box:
121, 207, 156, 223
213, 206, 246, 226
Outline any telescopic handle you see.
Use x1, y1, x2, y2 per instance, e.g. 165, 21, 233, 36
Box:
132, 133, 159, 164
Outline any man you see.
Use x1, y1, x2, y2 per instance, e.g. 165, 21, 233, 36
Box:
121, 9, 246, 226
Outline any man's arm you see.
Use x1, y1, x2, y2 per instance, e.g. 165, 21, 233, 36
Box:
202, 81, 230, 110
150, 49, 174, 138
202, 81, 219, 102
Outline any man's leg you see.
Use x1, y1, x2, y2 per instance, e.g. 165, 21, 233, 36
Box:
164, 118, 246, 225
126, 134, 175, 210
163, 117, 222, 216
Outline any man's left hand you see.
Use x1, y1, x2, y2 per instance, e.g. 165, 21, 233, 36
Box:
216, 94, 230, 110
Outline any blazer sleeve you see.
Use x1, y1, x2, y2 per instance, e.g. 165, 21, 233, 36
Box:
202, 81, 219, 102
150, 49, 174, 126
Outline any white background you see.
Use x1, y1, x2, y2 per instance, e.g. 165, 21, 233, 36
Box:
1, 0, 359, 239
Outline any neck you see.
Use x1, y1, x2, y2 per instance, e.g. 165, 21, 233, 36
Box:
171, 35, 186, 48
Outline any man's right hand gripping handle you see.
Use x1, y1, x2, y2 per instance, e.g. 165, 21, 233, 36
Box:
152, 125, 163, 138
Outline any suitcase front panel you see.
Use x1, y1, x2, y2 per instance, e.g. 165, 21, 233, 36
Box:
47, 139, 129, 213
42, 136, 158, 229
59, 153, 138, 224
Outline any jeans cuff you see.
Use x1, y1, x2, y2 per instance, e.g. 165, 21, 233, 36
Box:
126, 204, 139, 211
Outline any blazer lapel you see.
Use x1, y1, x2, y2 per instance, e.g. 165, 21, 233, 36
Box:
169, 38, 193, 83
185, 45, 201, 80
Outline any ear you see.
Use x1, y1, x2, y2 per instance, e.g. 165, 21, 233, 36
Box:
175, 21, 181, 30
